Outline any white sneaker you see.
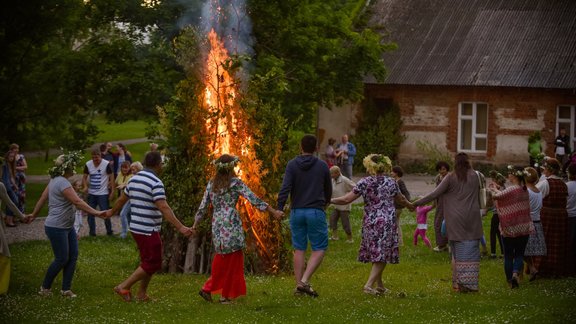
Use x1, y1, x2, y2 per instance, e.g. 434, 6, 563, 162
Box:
61, 290, 77, 298
38, 286, 52, 296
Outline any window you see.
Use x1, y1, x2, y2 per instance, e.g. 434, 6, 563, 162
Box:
556, 105, 576, 150
458, 102, 488, 153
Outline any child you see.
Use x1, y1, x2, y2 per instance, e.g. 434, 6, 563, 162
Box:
70, 176, 85, 239
118, 161, 143, 238
488, 170, 506, 258
414, 204, 433, 247
116, 161, 132, 239
392, 166, 411, 246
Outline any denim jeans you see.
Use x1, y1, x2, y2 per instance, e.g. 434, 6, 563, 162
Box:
87, 194, 112, 235
502, 235, 529, 281
43, 226, 78, 291
119, 202, 131, 238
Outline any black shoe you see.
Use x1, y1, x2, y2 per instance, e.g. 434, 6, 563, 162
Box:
199, 290, 212, 302
296, 282, 319, 297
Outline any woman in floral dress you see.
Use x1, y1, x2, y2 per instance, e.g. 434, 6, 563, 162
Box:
331, 154, 413, 295
193, 154, 283, 304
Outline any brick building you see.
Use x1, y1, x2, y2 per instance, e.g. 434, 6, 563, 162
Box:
319, 0, 576, 166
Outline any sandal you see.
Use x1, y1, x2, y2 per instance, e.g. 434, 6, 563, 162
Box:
114, 286, 132, 302
199, 289, 213, 302
135, 295, 153, 302
376, 287, 390, 294
296, 282, 319, 297
219, 298, 233, 305
363, 287, 381, 296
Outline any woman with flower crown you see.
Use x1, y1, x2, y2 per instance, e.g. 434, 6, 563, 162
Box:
331, 153, 413, 296
29, 151, 108, 298
192, 154, 283, 304
488, 166, 534, 289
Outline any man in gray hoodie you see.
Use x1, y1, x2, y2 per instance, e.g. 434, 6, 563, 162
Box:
278, 134, 332, 297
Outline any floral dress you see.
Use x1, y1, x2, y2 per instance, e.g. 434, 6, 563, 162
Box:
195, 178, 268, 254
353, 175, 400, 263
15, 154, 26, 212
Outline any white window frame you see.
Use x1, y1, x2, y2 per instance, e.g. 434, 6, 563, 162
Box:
457, 102, 488, 153
556, 105, 576, 149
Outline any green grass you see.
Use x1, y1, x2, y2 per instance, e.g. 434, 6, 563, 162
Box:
1, 207, 575, 323
92, 117, 149, 143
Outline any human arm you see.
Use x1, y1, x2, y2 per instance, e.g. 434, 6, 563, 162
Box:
331, 191, 361, 205
398, 179, 411, 202
191, 184, 211, 232
82, 172, 89, 193
0, 182, 25, 221
395, 193, 414, 211
29, 185, 50, 220
277, 165, 293, 211
62, 187, 107, 218
323, 168, 333, 208
155, 199, 192, 237
106, 191, 129, 218
413, 174, 451, 206
347, 143, 356, 158
107, 166, 115, 200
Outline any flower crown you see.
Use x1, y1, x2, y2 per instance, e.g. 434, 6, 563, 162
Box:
363, 154, 392, 175
48, 150, 84, 178
507, 165, 529, 178
488, 170, 507, 185
213, 155, 239, 172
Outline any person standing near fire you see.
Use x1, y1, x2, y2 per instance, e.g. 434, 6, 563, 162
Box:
278, 134, 332, 298
193, 154, 283, 304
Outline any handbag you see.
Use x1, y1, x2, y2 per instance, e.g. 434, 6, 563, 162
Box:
476, 171, 487, 209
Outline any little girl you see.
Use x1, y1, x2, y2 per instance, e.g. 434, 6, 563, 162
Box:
414, 204, 433, 247
118, 161, 143, 238
71, 176, 85, 239
115, 161, 132, 239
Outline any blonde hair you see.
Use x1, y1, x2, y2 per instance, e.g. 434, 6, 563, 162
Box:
362, 154, 392, 175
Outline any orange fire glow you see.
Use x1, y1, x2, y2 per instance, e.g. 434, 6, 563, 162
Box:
202, 29, 275, 269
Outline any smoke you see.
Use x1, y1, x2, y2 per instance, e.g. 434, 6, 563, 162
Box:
177, 0, 254, 57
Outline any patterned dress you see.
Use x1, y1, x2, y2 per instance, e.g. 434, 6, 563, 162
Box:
14, 154, 26, 212
353, 175, 400, 264
195, 178, 268, 254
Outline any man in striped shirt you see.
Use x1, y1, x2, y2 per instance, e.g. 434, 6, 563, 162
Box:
107, 151, 192, 302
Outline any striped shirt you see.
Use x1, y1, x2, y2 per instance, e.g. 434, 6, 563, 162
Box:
125, 169, 166, 235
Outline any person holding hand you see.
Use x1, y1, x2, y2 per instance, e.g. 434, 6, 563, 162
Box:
193, 154, 283, 304
107, 151, 192, 302
29, 151, 107, 298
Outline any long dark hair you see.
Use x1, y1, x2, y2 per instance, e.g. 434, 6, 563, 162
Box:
454, 152, 471, 182
212, 154, 238, 192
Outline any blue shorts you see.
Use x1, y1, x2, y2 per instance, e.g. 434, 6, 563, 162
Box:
290, 208, 328, 251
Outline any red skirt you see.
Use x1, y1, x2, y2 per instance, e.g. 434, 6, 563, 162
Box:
202, 250, 246, 299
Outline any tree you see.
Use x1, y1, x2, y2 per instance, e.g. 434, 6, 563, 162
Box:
249, 0, 393, 132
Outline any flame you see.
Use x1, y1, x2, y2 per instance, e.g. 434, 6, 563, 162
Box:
202, 28, 275, 269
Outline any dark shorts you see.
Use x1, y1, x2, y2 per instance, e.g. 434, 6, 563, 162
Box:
132, 231, 162, 275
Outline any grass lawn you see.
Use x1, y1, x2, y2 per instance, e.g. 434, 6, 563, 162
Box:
1, 207, 574, 323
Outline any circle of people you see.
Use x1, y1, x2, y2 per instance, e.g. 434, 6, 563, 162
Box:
1, 135, 575, 303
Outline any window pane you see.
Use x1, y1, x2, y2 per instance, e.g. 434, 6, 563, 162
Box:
461, 103, 473, 116
476, 103, 488, 134
559, 106, 571, 119
475, 138, 487, 151
460, 120, 472, 150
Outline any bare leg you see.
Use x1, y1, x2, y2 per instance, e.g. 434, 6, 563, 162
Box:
365, 262, 386, 288
293, 250, 307, 285
300, 250, 326, 284
137, 274, 152, 299
117, 266, 151, 292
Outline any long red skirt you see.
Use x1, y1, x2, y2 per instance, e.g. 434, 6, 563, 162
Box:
202, 250, 246, 299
